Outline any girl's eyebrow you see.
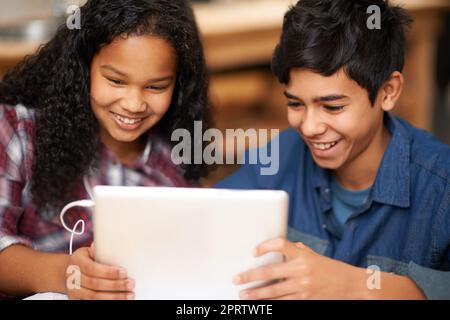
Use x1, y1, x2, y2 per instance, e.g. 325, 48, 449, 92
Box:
101, 65, 127, 77
100, 65, 174, 83
147, 76, 175, 83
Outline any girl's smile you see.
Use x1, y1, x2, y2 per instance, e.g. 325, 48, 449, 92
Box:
110, 111, 151, 131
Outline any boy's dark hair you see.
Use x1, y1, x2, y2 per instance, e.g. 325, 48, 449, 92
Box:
0, 0, 212, 211
272, 0, 413, 104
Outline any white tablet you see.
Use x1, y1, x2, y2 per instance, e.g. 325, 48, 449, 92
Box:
93, 186, 288, 300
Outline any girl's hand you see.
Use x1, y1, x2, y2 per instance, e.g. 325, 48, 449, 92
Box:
65, 243, 135, 300
232, 237, 362, 300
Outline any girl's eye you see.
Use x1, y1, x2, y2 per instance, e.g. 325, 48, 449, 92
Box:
324, 105, 345, 112
146, 85, 168, 91
107, 78, 124, 85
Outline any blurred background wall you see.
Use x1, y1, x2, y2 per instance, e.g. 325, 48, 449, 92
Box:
0, 0, 449, 184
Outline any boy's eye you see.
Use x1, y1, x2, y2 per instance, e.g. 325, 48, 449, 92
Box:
324, 105, 345, 112
287, 101, 304, 108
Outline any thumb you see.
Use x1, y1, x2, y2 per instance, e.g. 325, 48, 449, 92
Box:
88, 242, 95, 260
295, 241, 315, 254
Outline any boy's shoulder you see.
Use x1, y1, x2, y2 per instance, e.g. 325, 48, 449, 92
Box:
277, 127, 307, 154
396, 117, 450, 183
216, 128, 309, 190
272, 127, 310, 170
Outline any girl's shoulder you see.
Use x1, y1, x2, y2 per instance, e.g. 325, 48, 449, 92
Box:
145, 133, 196, 187
0, 103, 36, 134
0, 103, 36, 179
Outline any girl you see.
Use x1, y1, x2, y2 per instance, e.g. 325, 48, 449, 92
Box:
0, 0, 211, 299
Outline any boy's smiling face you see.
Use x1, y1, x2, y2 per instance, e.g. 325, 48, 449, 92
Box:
285, 68, 388, 173
90, 35, 177, 159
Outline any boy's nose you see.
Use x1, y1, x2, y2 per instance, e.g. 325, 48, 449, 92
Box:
299, 110, 327, 138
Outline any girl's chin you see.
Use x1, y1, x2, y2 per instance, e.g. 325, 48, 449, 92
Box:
105, 121, 153, 142
104, 127, 144, 144
111, 132, 143, 143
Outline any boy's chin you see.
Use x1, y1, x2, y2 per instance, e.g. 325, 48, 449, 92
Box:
312, 157, 344, 171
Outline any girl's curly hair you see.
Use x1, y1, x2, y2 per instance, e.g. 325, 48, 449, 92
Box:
0, 0, 212, 211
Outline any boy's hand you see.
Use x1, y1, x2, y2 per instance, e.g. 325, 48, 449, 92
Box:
232, 237, 361, 300
65, 243, 135, 300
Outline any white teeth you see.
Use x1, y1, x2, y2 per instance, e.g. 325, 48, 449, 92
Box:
113, 113, 142, 125
312, 141, 338, 151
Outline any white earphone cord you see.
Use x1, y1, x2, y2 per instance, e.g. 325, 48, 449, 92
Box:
59, 176, 95, 255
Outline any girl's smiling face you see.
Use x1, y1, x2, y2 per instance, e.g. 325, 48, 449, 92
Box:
90, 35, 177, 157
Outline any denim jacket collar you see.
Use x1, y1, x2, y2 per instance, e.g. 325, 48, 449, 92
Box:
371, 113, 411, 208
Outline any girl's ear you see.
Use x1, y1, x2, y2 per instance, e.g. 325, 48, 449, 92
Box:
380, 71, 404, 112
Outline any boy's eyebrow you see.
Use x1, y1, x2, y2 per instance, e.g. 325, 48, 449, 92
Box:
313, 94, 349, 103
283, 91, 300, 100
284, 91, 349, 102
100, 65, 174, 83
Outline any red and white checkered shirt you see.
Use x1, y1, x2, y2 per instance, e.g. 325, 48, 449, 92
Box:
0, 103, 194, 255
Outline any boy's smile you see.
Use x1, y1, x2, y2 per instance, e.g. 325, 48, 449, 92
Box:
306, 137, 344, 159
285, 68, 393, 190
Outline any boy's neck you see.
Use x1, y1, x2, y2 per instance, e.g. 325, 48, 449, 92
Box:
333, 124, 392, 191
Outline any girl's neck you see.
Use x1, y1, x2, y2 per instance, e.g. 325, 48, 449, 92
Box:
100, 130, 147, 166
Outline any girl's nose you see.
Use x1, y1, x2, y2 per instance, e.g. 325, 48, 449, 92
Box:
121, 90, 147, 114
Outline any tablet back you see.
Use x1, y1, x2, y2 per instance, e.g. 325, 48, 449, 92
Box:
93, 186, 288, 300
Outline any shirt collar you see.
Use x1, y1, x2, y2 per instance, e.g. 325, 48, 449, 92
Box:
100, 133, 153, 168
311, 112, 411, 208
134, 137, 153, 166
371, 113, 411, 208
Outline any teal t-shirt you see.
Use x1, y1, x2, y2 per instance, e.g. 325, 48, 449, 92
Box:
330, 177, 371, 236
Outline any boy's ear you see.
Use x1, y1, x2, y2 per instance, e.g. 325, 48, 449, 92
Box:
380, 71, 404, 112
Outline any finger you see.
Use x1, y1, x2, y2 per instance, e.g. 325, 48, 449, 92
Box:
240, 280, 297, 300
81, 274, 135, 292
254, 237, 298, 259
68, 286, 135, 300
88, 243, 95, 260
79, 255, 127, 280
233, 262, 287, 285
273, 294, 299, 300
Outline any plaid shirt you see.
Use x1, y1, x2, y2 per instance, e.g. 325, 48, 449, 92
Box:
0, 103, 193, 256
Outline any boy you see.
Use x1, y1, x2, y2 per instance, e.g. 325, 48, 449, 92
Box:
217, 0, 450, 299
